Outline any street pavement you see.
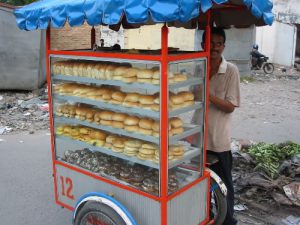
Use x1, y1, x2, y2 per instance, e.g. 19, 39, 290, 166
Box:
0, 130, 72, 225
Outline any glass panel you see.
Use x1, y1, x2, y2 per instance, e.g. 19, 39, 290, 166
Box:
167, 59, 206, 195
51, 56, 161, 196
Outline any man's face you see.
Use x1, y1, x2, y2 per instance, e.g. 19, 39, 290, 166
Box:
210, 34, 225, 60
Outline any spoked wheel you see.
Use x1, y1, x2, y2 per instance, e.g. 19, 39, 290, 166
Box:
75, 202, 127, 225
263, 63, 274, 74
210, 178, 227, 225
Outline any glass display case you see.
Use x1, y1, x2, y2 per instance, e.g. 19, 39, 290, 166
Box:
50, 54, 206, 197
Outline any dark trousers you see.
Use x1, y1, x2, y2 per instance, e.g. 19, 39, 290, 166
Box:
207, 150, 237, 225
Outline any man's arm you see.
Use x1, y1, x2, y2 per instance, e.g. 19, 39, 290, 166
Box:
209, 94, 235, 113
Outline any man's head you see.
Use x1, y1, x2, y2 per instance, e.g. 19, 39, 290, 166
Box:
253, 44, 259, 50
202, 27, 226, 61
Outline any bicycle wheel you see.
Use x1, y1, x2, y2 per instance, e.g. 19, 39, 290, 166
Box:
263, 63, 274, 74
210, 178, 227, 225
75, 201, 128, 225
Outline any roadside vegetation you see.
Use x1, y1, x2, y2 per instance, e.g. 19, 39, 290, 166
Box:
0, 0, 35, 6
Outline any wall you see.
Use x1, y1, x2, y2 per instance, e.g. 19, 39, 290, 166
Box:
256, 21, 296, 66
124, 24, 195, 51
0, 4, 46, 90
51, 23, 97, 50
223, 27, 254, 76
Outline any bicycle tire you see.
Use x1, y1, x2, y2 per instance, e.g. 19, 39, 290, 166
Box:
74, 201, 128, 225
263, 63, 274, 74
210, 178, 227, 225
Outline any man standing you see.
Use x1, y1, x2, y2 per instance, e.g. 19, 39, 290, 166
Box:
204, 27, 240, 225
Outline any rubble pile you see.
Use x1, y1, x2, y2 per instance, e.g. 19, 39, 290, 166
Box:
233, 140, 300, 208
0, 87, 49, 134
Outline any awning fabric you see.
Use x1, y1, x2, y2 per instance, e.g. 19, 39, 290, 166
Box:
14, 0, 274, 31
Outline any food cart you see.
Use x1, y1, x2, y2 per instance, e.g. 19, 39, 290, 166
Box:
14, 1, 273, 224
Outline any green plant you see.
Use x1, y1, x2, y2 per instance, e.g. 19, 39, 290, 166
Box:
247, 141, 300, 179
0, 0, 36, 6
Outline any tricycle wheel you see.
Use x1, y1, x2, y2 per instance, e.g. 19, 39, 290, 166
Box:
74, 201, 127, 225
210, 178, 227, 225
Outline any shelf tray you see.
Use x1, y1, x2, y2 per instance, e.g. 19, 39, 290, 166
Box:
54, 117, 202, 145
56, 135, 201, 169
54, 94, 203, 119
52, 75, 203, 92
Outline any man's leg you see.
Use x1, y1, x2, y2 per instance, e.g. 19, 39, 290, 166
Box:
208, 150, 237, 225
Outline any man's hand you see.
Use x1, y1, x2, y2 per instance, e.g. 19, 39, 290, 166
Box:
209, 94, 235, 113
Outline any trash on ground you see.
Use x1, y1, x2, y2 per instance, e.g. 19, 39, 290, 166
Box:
282, 215, 300, 225
234, 204, 248, 211
283, 182, 300, 206
0, 126, 13, 134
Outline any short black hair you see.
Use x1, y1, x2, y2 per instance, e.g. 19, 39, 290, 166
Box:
202, 27, 226, 44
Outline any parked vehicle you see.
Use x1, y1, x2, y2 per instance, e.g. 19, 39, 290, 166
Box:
251, 56, 275, 74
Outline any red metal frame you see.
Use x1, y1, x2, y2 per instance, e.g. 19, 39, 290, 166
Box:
47, 12, 213, 225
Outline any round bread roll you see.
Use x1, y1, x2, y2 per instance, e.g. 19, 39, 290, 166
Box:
124, 125, 139, 132
170, 117, 183, 128
94, 131, 107, 140
113, 139, 124, 148
152, 131, 159, 137
138, 128, 152, 136
79, 127, 90, 135
139, 118, 154, 130
139, 148, 155, 155
153, 97, 160, 104
124, 116, 140, 126
152, 121, 160, 132
183, 100, 195, 107
106, 135, 116, 143
123, 101, 140, 108
112, 113, 127, 121
71, 129, 80, 136
123, 68, 138, 78
151, 79, 160, 85
99, 111, 113, 120
152, 69, 160, 79
151, 104, 160, 111
122, 77, 137, 83
170, 95, 184, 105
124, 146, 139, 153
109, 99, 122, 105
104, 65, 116, 79
137, 69, 153, 79
169, 77, 175, 84
174, 73, 187, 82
171, 127, 184, 135
142, 143, 158, 150
112, 121, 124, 129
112, 146, 124, 153
112, 91, 126, 102
137, 78, 152, 84
102, 91, 112, 100
168, 71, 174, 78
104, 143, 112, 149
114, 66, 129, 76
124, 93, 140, 103
95, 140, 105, 147
179, 91, 194, 101
124, 140, 143, 148
100, 120, 112, 126
112, 75, 123, 81
139, 95, 155, 105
